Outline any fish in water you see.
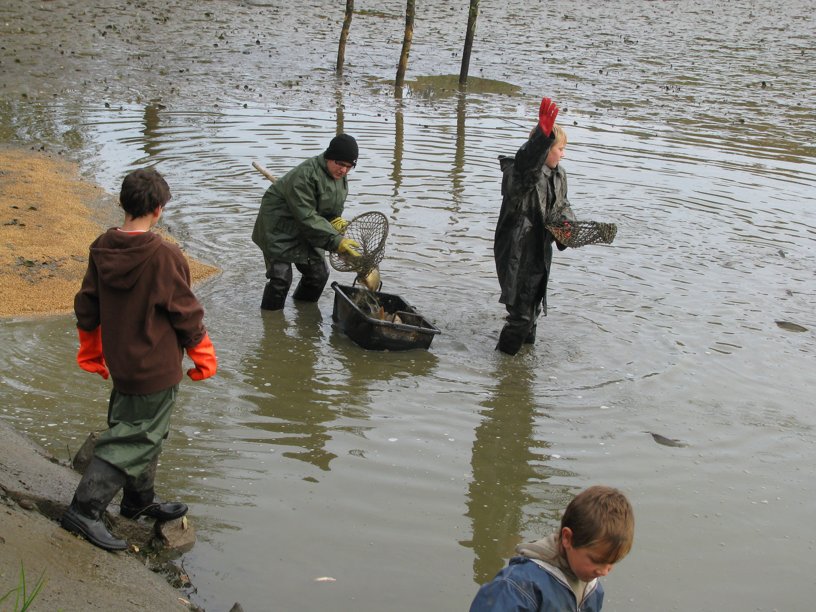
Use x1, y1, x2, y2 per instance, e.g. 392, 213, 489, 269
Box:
645, 432, 688, 448
775, 320, 808, 333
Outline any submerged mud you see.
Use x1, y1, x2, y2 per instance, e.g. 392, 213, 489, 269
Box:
1, 0, 813, 155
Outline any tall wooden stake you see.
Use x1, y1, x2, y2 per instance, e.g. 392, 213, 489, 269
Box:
337, 0, 354, 75
395, 0, 415, 97
459, 0, 480, 86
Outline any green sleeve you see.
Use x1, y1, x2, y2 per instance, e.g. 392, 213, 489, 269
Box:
282, 168, 343, 251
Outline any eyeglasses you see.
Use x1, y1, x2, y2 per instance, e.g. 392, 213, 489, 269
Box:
333, 160, 355, 170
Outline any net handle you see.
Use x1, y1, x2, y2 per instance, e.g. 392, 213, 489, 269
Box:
252, 161, 277, 183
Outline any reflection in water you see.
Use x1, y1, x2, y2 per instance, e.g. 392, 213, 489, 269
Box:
451, 92, 466, 209
334, 83, 345, 134
237, 303, 440, 473
141, 103, 162, 161
391, 103, 404, 195
239, 305, 340, 471
463, 361, 574, 584
325, 308, 439, 397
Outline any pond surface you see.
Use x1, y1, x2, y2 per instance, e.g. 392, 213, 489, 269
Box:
1, 1, 815, 610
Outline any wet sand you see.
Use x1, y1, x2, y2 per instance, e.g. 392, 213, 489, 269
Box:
0, 145, 218, 319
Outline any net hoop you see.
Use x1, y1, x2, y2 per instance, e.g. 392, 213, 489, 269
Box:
329, 211, 389, 273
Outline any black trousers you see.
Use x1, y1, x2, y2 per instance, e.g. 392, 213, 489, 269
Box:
262, 258, 329, 310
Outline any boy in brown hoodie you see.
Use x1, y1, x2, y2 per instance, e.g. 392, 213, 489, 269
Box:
61, 168, 217, 550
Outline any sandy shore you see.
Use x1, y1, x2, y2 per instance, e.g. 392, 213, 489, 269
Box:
0, 146, 220, 610
0, 144, 218, 319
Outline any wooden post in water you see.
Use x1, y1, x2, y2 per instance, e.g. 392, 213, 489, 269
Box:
459, 0, 480, 86
395, 0, 415, 97
336, 0, 354, 75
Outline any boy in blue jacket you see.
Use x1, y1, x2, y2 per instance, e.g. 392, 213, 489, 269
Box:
470, 486, 634, 611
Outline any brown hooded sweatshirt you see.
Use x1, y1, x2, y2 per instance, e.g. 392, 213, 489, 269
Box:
75, 228, 206, 395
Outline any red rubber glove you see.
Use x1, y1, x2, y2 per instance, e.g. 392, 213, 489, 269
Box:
186, 333, 217, 381
77, 326, 109, 379
538, 97, 559, 136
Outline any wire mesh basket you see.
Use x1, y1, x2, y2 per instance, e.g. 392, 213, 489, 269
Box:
329, 211, 389, 273
546, 220, 617, 248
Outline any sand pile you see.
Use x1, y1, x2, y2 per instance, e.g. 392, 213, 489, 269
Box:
0, 146, 218, 318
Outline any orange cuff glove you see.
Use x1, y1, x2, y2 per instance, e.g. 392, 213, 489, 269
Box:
186, 333, 217, 381
77, 326, 109, 379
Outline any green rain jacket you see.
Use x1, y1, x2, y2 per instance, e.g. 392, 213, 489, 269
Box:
252, 153, 346, 265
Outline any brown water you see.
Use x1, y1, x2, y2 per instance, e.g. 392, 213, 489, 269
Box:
1, 1, 815, 610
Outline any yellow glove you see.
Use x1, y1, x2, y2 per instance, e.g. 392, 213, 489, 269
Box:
330, 217, 349, 232
338, 238, 361, 259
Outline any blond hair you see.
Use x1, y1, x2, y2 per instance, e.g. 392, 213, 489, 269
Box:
552, 123, 567, 146
561, 485, 634, 563
529, 123, 568, 145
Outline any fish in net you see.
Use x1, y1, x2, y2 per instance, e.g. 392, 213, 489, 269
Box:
329, 211, 389, 276
330, 211, 389, 309
546, 220, 617, 248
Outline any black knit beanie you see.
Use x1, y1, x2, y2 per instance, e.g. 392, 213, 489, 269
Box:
324, 134, 358, 165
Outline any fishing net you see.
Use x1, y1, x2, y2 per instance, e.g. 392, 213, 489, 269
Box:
329, 211, 389, 274
546, 220, 617, 248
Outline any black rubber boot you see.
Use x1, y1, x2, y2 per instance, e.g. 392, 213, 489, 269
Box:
524, 324, 537, 345
120, 493, 188, 521
120, 456, 188, 521
496, 324, 525, 355
61, 457, 128, 551
261, 282, 286, 311
291, 283, 324, 302
291, 259, 329, 302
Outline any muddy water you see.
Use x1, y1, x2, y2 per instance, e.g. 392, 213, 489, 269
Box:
2, 1, 815, 610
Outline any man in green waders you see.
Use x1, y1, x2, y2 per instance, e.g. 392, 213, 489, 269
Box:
252, 133, 362, 310
61, 168, 217, 550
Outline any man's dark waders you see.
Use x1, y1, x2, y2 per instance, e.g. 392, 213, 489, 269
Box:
261, 258, 330, 310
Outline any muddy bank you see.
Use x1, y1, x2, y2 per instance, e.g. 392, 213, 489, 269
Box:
0, 145, 218, 319
0, 420, 196, 611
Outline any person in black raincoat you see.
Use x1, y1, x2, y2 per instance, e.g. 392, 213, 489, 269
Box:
494, 97, 575, 355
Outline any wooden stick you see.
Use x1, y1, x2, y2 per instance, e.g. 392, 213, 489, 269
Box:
252, 161, 276, 183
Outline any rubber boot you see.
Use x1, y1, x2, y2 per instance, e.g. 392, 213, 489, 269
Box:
496, 323, 526, 356
292, 259, 329, 302
260, 282, 286, 311
61, 457, 128, 551
120, 455, 188, 521
291, 283, 324, 302
524, 324, 537, 345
